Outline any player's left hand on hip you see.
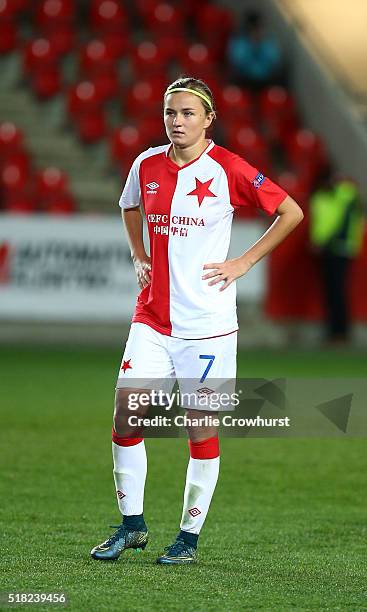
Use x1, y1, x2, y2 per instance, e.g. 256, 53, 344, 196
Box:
202, 257, 252, 291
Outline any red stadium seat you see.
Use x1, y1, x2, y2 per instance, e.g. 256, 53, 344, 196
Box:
1, 160, 30, 193
285, 129, 327, 190
79, 40, 121, 100
11, 0, 32, 13
34, 166, 76, 212
45, 24, 76, 56
195, 3, 232, 37
138, 116, 165, 144
0, 21, 17, 53
227, 125, 270, 173
194, 4, 233, 60
110, 118, 164, 169
130, 40, 168, 77
216, 86, 254, 122
33, 0, 76, 55
89, 0, 128, 33
74, 109, 108, 143
35, 167, 69, 196
260, 86, 292, 115
182, 0, 210, 19
79, 39, 116, 74
46, 192, 76, 214
142, 2, 185, 35
260, 86, 298, 143
0, 0, 16, 19
123, 77, 166, 117
78, 42, 120, 102
1, 150, 31, 176
153, 33, 186, 62
23, 38, 58, 74
0, 121, 77, 213
0, 122, 24, 157
67, 80, 102, 117
4, 190, 35, 214
91, 69, 120, 102
285, 129, 325, 169
276, 171, 310, 207
99, 31, 130, 59
179, 43, 218, 79
110, 124, 145, 168
134, 0, 159, 21
35, 0, 75, 28
31, 65, 63, 98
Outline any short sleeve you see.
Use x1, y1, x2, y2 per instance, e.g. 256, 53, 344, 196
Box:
118, 156, 142, 209
229, 155, 288, 216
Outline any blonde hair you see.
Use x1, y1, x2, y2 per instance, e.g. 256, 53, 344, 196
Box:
165, 77, 216, 118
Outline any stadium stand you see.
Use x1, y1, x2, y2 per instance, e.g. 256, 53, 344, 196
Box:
0, 120, 76, 213
0, 0, 330, 215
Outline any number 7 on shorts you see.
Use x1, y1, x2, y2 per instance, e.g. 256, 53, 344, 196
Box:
199, 354, 215, 383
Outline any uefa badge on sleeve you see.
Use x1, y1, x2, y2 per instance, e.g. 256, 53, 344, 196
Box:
252, 173, 266, 189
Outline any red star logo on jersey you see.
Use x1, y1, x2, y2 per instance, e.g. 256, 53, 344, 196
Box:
187, 178, 216, 207
121, 359, 132, 373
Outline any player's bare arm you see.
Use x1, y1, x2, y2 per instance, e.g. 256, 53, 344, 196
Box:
202, 195, 303, 291
122, 207, 151, 289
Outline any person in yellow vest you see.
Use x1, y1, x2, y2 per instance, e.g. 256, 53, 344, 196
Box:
310, 173, 364, 343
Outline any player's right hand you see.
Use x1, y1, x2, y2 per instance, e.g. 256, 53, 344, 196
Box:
133, 256, 152, 289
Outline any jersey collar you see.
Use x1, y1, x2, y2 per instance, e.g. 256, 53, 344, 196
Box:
165, 140, 215, 171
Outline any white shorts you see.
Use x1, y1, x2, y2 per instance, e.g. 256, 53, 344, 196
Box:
116, 323, 237, 410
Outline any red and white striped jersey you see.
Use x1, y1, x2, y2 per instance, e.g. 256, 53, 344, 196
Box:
119, 140, 287, 339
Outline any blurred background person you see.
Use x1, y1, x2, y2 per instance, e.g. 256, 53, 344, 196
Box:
227, 9, 286, 91
310, 169, 364, 344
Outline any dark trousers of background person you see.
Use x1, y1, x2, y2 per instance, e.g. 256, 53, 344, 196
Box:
229, 71, 288, 93
320, 251, 351, 342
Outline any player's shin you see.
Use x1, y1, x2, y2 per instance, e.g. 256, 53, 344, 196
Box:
112, 428, 147, 531
179, 436, 220, 546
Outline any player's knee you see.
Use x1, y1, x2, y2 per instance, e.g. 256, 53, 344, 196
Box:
114, 388, 130, 414
112, 413, 123, 436
114, 388, 149, 416
187, 427, 216, 443
113, 388, 148, 436
113, 411, 142, 438
185, 409, 218, 442
113, 389, 128, 433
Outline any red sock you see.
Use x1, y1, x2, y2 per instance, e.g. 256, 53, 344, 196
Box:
112, 427, 143, 447
188, 436, 219, 459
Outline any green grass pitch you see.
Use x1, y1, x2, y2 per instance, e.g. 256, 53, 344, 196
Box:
1, 346, 366, 611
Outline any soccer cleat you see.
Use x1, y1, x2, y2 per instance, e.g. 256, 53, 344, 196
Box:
156, 537, 197, 565
90, 523, 148, 561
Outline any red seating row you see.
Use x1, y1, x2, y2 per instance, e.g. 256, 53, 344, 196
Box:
0, 122, 76, 214
1, 0, 234, 60
0, 0, 330, 212
21, 34, 232, 100
0, 0, 32, 19
62, 78, 327, 181
0, 0, 232, 30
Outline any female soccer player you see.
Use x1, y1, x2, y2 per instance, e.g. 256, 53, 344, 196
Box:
91, 77, 303, 565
